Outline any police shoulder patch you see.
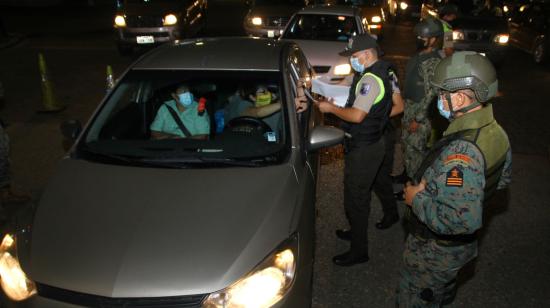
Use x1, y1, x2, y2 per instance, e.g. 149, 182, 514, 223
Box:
360, 83, 371, 96
444, 154, 472, 165
446, 166, 463, 187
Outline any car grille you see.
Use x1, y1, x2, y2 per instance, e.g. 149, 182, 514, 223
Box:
313, 66, 331, 74
36, 283, 207, 308
266, 16, 290, 27
464, 30, 494, 42
125, 15, 164, 28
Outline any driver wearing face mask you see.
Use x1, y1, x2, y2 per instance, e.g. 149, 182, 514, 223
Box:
150, 85, 210, 140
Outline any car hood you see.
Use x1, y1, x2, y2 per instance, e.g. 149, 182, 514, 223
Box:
28, 159, 299, 297
288, 39, 349, 67
453, 16, 508, 32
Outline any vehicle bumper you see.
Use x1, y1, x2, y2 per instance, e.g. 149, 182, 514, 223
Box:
114, 26, 181, 46
244, 24, 284, 38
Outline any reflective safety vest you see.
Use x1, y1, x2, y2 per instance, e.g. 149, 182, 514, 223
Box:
343, 60, 393, 144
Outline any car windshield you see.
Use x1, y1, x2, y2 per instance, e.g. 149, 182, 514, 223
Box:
452, 0, 505, 18
283, 14, 358, 41
78, 70, 290, 168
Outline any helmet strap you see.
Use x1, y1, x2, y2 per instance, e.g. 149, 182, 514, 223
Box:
448, 91, 482, 118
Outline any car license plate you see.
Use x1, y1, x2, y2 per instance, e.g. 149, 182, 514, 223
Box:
136, 36, 154, 44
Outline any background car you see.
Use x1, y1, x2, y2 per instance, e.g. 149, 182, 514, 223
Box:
281, 5, 368, 83
508, 0, 550, 65
113, 0, 207, 55
421, 0, 510, 66
324, 0, 386, 38
243, 0, 312, 38
389, 0, 422, 20
0, 37, 344, 308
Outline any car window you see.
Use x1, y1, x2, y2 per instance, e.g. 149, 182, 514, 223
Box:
79, 70, 290, 167
283, 14, 359, 41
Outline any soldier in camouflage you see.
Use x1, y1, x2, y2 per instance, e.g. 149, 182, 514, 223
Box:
396, 51, 512, 307
402, 17, 444, 180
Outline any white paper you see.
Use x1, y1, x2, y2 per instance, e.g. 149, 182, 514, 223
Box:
311, 76, 351, 107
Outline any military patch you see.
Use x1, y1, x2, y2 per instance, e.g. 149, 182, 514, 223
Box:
446, 167, 463, 187
360, 83, 371, 96
444, 154, 472, 165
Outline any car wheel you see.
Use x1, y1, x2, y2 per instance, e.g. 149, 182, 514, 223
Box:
117, 43, 133, 56
533, 41, 546, 64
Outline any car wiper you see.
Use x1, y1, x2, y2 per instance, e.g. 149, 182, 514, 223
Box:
139, 156, 262, 168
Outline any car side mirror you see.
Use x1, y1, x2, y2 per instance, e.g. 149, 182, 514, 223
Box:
308, 126, 344, 151
60, 120, 82, 141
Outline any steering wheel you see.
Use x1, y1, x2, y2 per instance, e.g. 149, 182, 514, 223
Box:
225, 116, 273, 135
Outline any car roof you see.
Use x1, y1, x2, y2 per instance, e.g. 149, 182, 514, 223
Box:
131, 37, 288, 71
297, 4, 359, 16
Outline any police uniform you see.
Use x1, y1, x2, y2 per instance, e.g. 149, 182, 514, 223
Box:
340, 59, 394, 260
397, 52, 512, 306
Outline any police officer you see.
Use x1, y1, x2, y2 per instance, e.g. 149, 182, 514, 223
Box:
402, 17, 444, 181
396, 51, 512, 306
317, 34, 395, 266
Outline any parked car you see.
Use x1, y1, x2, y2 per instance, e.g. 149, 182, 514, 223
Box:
421, 0, 510, 66
281, 4, 368, 83
508, 0, 550, 65
0, 37, 344, 307
388, 0, 422, 20
114, 0, 208, 55
324, 0, 386, 38
244, 0, 312, 37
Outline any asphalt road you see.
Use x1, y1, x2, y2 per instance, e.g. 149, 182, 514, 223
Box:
1, 1, 549, 307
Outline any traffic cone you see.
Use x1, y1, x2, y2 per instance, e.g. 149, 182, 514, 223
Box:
106, 65, 114, 92
37, 53, 64, 113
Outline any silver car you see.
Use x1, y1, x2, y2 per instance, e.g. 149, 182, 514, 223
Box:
281, 5, 368, 83
0, 37, 343, 307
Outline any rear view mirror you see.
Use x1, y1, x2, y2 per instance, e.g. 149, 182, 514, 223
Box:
60, 120, 82, 141
308, 126, 344, 151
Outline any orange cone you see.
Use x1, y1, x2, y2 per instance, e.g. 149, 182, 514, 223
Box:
37, 53, 65, 113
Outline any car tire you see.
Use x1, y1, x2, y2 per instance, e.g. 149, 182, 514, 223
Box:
533, 41, 547, 65
117, 43, 133, 56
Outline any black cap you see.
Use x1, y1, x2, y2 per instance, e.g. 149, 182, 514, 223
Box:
339, 34, 380, 56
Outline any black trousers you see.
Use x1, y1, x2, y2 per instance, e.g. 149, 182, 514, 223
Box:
375, 126, 399, 218
344, 138, 390, 257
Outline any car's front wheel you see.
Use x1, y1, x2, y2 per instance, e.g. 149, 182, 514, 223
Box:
533, 40, 547, 65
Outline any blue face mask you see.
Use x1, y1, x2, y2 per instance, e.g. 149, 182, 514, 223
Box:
350, 57, 364, 73
178, 92, 194, 106
437, 96, 451, 120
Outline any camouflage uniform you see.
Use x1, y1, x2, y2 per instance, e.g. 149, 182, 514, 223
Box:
397, 106, 512, 307
402, 52, 442, 178
0, 122, 10, 189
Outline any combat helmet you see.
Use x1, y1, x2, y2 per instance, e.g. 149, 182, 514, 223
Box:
431, 51, 498, 103
414, 16, 443, 38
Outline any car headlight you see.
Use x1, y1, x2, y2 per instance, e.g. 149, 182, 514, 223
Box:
494, 34, 509, 44
251, 17, 263, 26
114, 15, 126, 27
334, 63, 351, 76
371, 15, 382, 23
0, 234, 36, 302
503, 5, 509, 13
163, 14, 178, 26
203, 235, 298, 308
452, 30, 465, 41
400, 2, 408, 10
